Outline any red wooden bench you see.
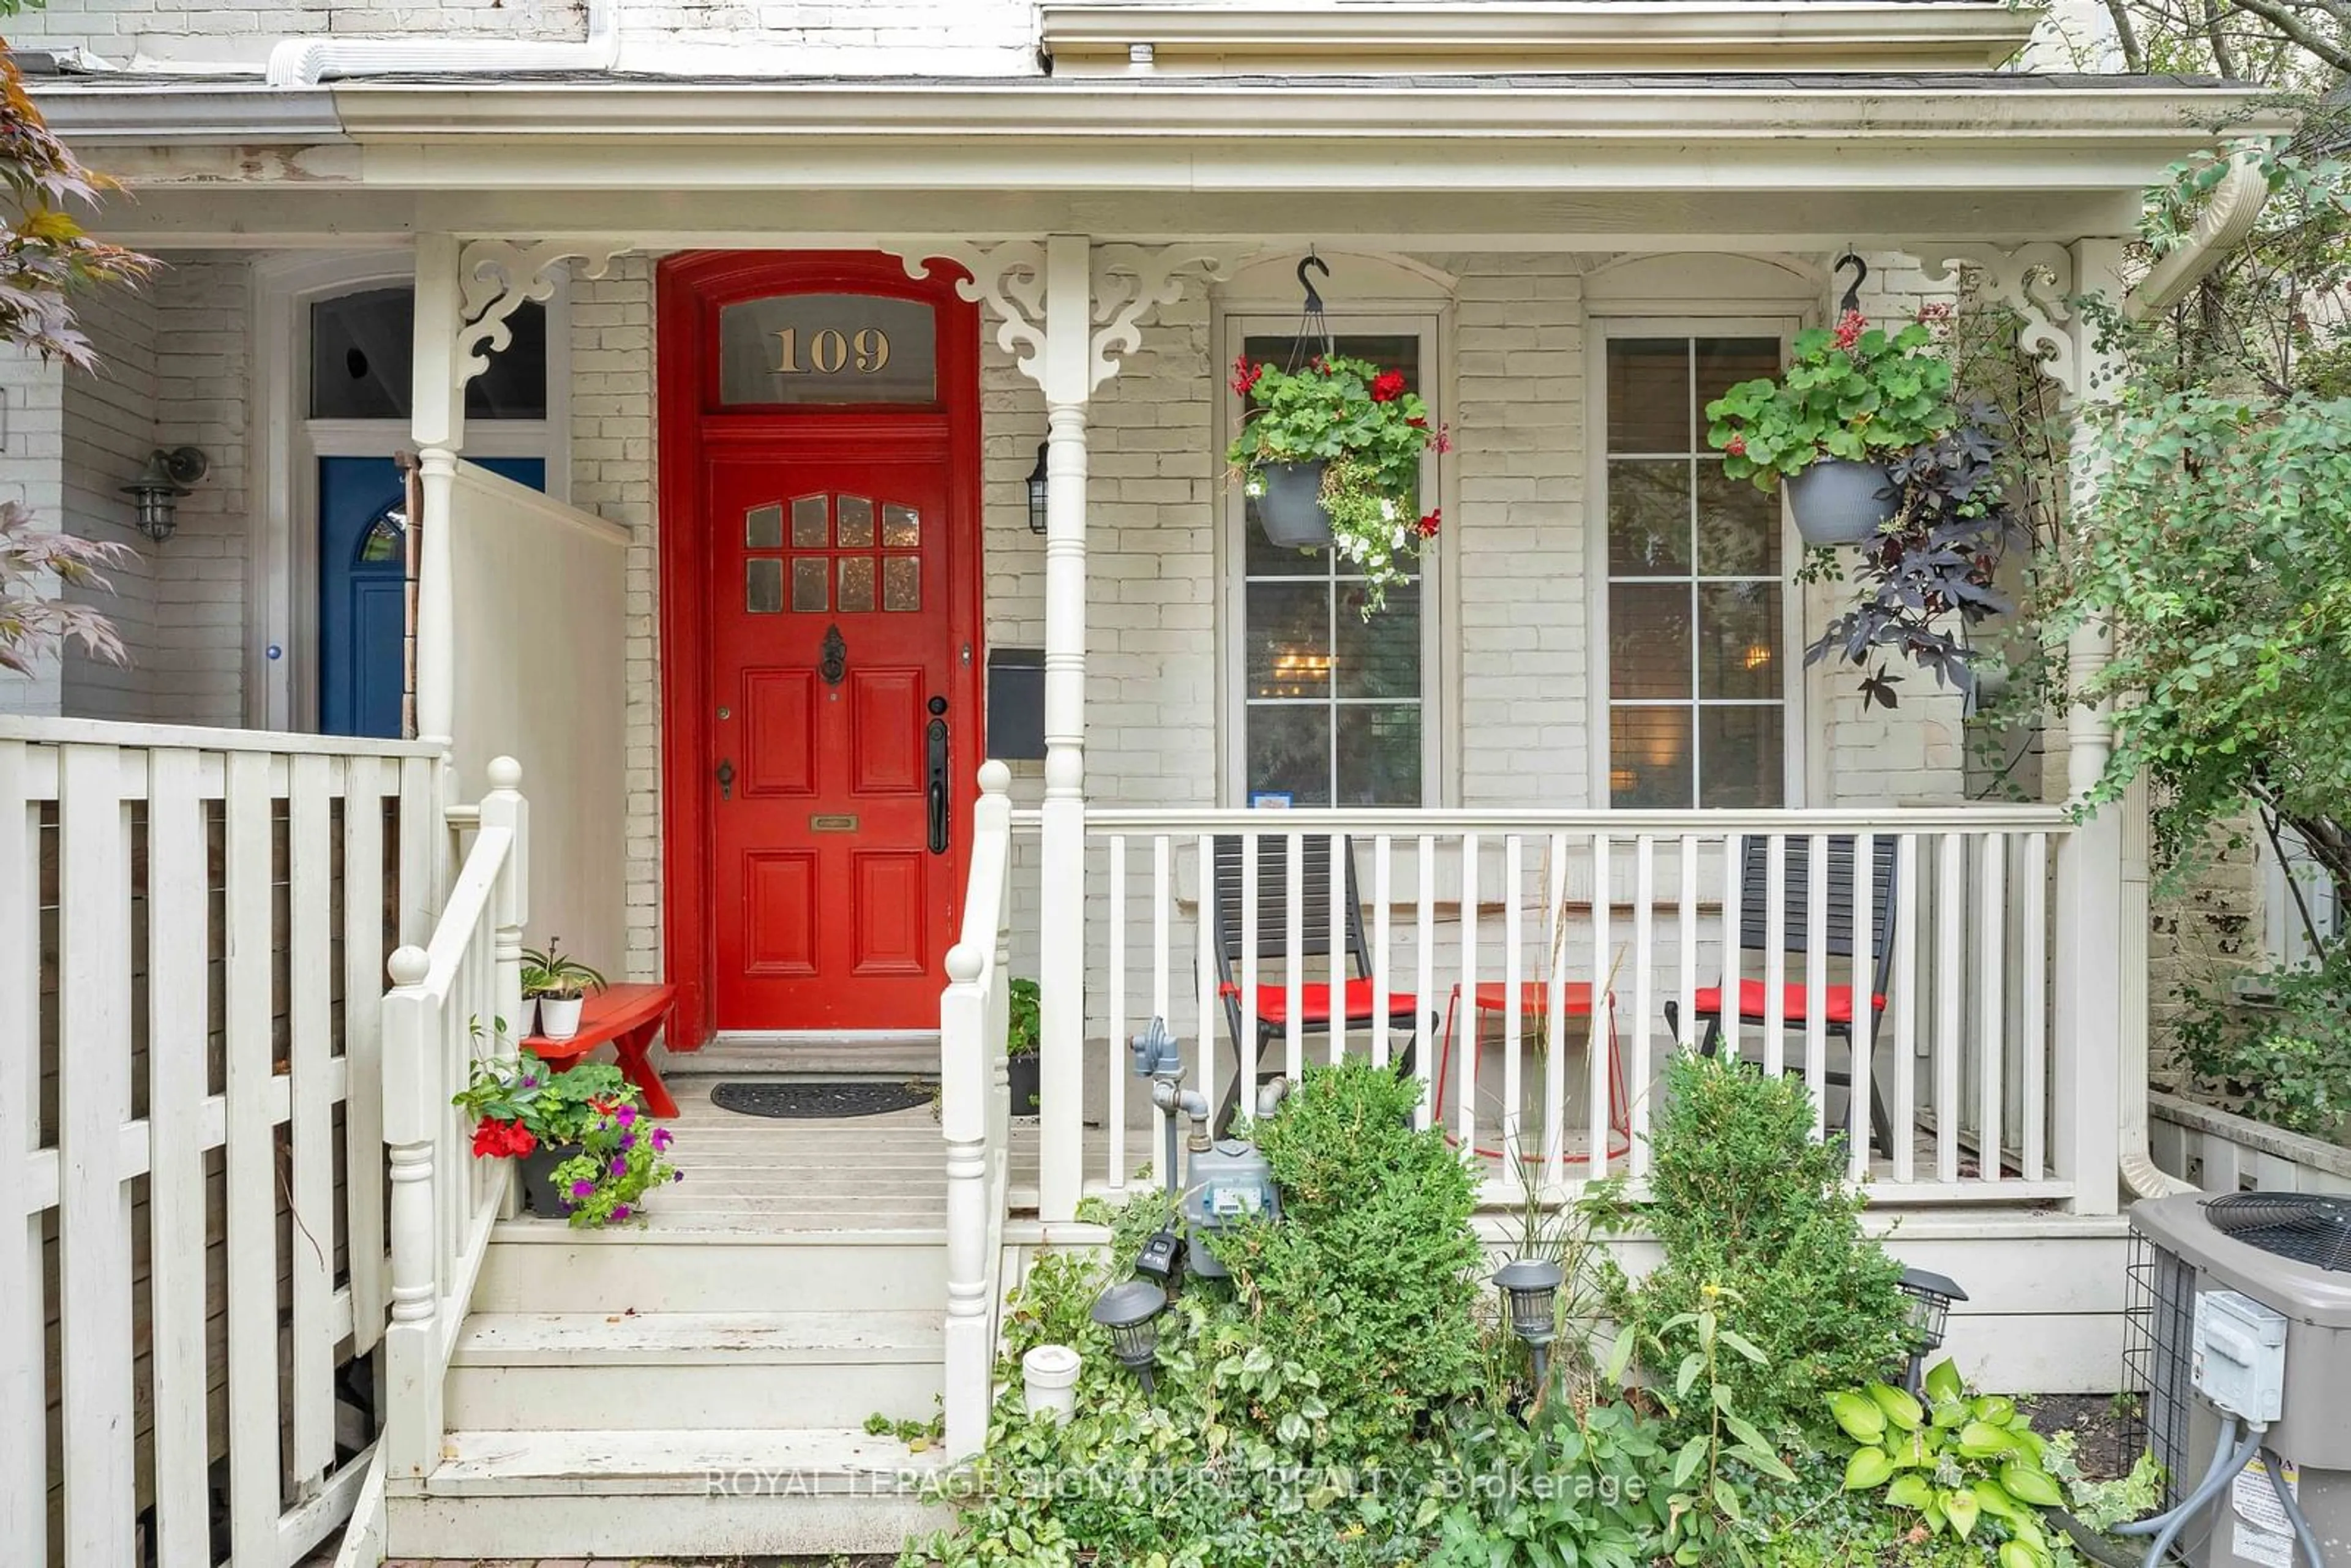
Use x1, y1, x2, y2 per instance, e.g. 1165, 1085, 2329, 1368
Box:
522, 982, 681, 1119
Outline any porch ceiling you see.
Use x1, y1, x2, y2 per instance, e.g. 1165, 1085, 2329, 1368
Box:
39, 71, 2285, 249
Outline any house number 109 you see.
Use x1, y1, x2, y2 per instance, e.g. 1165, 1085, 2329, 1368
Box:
773, 326, 891, 375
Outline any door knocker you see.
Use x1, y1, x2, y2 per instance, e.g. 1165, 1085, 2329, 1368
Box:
819, 624, 847, 686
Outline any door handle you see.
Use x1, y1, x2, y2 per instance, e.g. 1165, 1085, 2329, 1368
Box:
716, 757, 735, 801
925, 716, 950, 855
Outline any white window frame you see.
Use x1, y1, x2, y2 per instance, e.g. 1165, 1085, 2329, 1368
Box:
252, 252, 570, 731
2257, 822, 2341, 978
1585, 315, 1807, 811
1215, 310, 1447, 808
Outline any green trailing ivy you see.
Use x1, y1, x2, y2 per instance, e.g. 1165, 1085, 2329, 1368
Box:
1828, 1359, 2066, 1568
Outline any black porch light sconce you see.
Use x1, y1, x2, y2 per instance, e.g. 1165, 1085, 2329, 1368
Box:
1091, 1278, 1169, 1394
1493, 1257, 1565, 1387
1026, 441, 1051, 535
1895, 1265, 1968, 1395
122, 446, 209, 544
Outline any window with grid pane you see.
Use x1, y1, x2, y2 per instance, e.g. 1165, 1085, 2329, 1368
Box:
1603, 336, 1787, 808
1238, 331, 1429, 806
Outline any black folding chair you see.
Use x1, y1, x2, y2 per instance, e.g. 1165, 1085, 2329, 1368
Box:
1207, 833, 1428, 1133
1663, 835, 1901, 1157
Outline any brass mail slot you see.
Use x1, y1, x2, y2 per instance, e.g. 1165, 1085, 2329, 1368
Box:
809, 813, 860, 833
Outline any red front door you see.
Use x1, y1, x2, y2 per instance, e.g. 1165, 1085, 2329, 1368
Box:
708, 446, 962, 1030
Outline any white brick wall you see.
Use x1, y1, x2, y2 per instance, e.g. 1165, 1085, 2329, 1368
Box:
8, 0, 1035, 72
56, 281, 157, 721
0, 345, 67, 718
149, 258, 252, 726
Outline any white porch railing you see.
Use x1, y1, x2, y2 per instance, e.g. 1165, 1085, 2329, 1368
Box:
1081, 807, 2088, 1207
941, 762, 1015, 1461
0, 717, 448, 1568
2148, 1090, 2351, 1196
378, 758, 530, 1484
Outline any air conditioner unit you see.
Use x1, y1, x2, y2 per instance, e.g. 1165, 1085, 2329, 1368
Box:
2128, 1192, 2351, 1566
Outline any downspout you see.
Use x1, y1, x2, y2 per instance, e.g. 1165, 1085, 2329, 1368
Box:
2112, 149, 2266, 1202
264, 0, 618, 86
2123, 151, 2268, 321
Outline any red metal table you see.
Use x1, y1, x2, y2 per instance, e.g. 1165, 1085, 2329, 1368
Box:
521, 982, 681, 1119
1433, 980, 1630, 1162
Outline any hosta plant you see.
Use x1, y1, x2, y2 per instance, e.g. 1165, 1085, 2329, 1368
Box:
1829, 1358, 2066, 1568
1706, 312, 1959, 489
1226, 352, 1447, 612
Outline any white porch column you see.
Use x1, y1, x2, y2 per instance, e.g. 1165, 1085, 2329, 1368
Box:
1038, 233, 1093, 1224
408, 233, 467, 751
2050, 236, 2128, 1218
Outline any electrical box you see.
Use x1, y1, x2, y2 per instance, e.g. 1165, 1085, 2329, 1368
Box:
986, 647, 1045, 760
2194, 1289, 2289, 1424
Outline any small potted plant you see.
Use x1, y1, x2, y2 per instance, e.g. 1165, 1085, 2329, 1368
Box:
454, 1047, 681, 1225
522, 937, 605, 1041
1225, 353, 1447, 612
1005, 977, 1041, 1116
1705, 310, 1959, 547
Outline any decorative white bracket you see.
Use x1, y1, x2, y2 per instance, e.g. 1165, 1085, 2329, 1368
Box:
892, 238, 1249, 397
456, 238, 634, 386
1087, 242, 1247, 392
1917, 242, 2079, 398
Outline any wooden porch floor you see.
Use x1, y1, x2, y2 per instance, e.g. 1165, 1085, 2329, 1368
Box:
618, 1073, 2009, 1236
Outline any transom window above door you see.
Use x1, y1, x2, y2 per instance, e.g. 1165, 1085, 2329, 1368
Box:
1232, 327, 1436, 808
742, 492, 923, 615
309, 286, 547, 421
1600, 332, 1791, 809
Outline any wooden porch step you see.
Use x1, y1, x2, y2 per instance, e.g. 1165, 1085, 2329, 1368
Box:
388, 1427, 948, 1558
474, 1226, 950, 1312
444, 1309, 945, 1430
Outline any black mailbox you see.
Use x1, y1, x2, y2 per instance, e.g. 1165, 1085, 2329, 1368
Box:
987, 647, 1046, 760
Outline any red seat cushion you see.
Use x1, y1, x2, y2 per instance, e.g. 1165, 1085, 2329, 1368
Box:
1220, 978, 1419, 1027
1692, 979, 1885, 1026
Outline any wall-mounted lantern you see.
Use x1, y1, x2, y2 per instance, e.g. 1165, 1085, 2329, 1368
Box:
122, 446, 209, 544
1027, 441, 1051, 535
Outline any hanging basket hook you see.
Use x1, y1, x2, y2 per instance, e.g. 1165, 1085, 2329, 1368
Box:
1295, 252, 1330, 317
1834, 252, 1868, 317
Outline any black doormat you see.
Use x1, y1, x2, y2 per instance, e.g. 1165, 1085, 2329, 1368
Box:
709, 1079, 935, 1119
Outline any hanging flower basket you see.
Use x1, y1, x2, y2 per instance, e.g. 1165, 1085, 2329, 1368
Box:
1254, 460, 1335, 549
1226, 353, 1447, 614
1784, 459, 1900, 547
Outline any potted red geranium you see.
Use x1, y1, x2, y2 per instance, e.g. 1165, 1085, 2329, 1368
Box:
453, 1048, 681, 1226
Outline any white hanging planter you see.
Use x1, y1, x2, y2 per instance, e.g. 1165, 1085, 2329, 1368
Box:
1021, 1344, 1081, 1422
1785, 459, 1899, 547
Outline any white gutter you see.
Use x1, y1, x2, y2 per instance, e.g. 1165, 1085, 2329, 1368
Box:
2124, 149, 2269, 320
263, 0, 617, 88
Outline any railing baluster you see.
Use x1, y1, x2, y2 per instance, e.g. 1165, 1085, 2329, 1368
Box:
1763, 833, 1787, 1078
1676, 832, 1698, 1105
1108, 835, 1127, 1194
1415, 833, 1436, 1130
1588, 829, 1612, 1183
2022, 831, 2049, 1182
1329, 834, 1348, 1065
1502, 833, 1526, 1180
1804, 833, 1829, 1140
1850, 833, 1876, 1183
1285, 831, 1305, 1083
1894, 834, 1921, 1184
1632, 834, 1655, 1180
1240, 831, 1259, 1098
1372, 835, 1393, 1070
1937, 833, 1965, 1185
1543, 833, 1570, 1183
1196, 833, 1218, 1120
1458, 831, 1480, 1147
1720, 831, 1743, 1062
1977, 831, 2006, 1186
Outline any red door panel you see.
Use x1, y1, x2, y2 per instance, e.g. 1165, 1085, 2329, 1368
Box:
710, 455, 961, 1029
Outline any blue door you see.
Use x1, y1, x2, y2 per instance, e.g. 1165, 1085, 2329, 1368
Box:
318, 456, 546, 737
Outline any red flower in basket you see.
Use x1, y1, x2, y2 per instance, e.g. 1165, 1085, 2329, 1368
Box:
1229, 355, 1264, 397
1370, 369, 1408, 403
1416, 509, 1441, 538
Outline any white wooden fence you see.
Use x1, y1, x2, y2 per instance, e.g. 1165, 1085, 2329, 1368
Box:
2148, 1090, 2351, 1196
0, 717, 449, 1568
941, 762, 1015, 1461
1081, 806, 2088, 1207
378, 757, 529, 1484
